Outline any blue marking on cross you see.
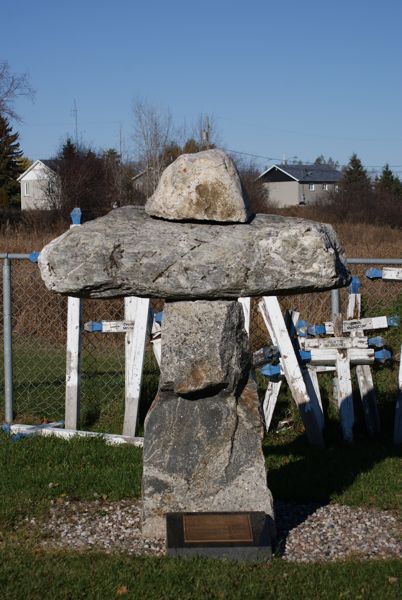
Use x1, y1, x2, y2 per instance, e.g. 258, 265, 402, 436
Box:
296, 319, 308, 337
260, 363, 282, 378
366, 268, 383, 280
28, 251, 40, 263
299, 349, 312, 363
374, 349, 392, 363
70, 207, 82, 225
368, 336, 385, 348
348, 276, 362, 294
307, 324, 326, 336
387, 316, 400, 328
154, 311, 163, 324
86, 321, 103, 332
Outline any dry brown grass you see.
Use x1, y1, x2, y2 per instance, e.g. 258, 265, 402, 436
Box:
1, 213, 400, 258
0, 223, 66, 254
334, 222, 401, 258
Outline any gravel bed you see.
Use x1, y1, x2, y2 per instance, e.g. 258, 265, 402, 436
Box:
41, 499, 165, 556
37, 498, 402, 562
275, 501, 402, 562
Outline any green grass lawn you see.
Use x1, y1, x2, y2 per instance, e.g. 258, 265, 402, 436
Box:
0, 430, 401, 599
0, 292, 401, 598
0, 340, 159, 433
0, 549, 401, 600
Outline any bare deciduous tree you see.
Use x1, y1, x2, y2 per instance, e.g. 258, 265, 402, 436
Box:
192, 113, 220, 150
0, 61, 35, 121
132, 100, 174, 195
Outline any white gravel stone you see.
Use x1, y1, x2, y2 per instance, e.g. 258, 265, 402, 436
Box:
30, 498, 402, 562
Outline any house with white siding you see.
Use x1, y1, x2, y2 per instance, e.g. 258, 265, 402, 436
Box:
17, 160, 59, 210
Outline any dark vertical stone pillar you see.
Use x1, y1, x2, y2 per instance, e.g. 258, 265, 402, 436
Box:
142, 300, 274, 538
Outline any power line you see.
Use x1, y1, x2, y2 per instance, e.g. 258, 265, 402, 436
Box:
227, 149, 401, 170
226, 148, 282, 161
71, 99, 79, 146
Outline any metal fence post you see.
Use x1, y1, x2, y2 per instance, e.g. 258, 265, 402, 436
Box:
3, 258, 13, 423
331, 288, 340, 318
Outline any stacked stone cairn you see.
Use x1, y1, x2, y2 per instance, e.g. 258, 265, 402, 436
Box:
39, 149, 350, 538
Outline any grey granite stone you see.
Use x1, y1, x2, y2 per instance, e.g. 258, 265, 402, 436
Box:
38, 207, 350, 300
159, 300, 249, 396
145, 149, 252, 223
142, 374, 274, 538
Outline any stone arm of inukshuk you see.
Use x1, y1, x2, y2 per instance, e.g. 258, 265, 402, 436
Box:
39, 149, 351, 538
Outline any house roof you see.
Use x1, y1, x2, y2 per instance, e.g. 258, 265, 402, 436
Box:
258, 163, 341, 183
40, 159, 60, 172
17, 159, 59, 181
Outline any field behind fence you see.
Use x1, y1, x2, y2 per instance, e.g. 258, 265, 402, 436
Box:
1, 254, 401, 436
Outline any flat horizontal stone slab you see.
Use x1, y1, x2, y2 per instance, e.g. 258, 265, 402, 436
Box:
38, 207, 350, 300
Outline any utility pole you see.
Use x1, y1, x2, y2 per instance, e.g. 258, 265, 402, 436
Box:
71, 99, 79, 146
201, 115, 210, 148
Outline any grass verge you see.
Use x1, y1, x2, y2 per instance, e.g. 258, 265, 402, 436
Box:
0, 549, 401, 599
0, 435, 142, 529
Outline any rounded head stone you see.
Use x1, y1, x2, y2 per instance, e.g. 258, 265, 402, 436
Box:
145, 148, 253, 223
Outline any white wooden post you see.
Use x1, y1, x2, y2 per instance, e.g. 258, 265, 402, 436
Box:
348, 278, 380, 436
263, 380, 282, 431
366, 267, 401, 443
260, 297, 324, 446
65, 208, 83, 430
65, 296, 82, 429
335, 352, 354, 443
305, 366, 324, 418
258, 300, 283, 433
238, 297, 251, 335
356, 363, 381, 436
333, 314, 354, 443
288, 309, 325, 432
123, 296, 151, 437
151, 320, 162, 367
382, 267, 402, 280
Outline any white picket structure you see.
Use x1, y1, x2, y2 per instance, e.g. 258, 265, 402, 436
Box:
379, 267, 402, 281
259, 297, 324, 446
123, 297, 151, 437
64, 213, 83, 430
65, 297, 82, 429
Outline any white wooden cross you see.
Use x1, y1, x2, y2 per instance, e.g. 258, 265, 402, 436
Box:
346, 277, 380, 437
84, 297, 152, 437
367, 266, 402, 444
299, 314, 390, 442
258, 296, 324, 447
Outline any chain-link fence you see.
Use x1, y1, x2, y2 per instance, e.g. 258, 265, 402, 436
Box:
1, 255, 401, 434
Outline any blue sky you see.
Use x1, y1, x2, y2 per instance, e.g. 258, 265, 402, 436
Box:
3, 0, 402, 176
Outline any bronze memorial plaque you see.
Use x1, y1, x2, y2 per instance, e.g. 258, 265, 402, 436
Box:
183, 513, 253, 543
166, 512, 272, 561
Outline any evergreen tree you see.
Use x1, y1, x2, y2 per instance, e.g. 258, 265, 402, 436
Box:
314, 155, 339, 168
376, 164, 402, 197
0, 113, 23, 204
340, 153, 371, 189
61, 138, 78, 161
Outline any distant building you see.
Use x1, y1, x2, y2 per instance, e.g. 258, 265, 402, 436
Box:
258, 163, 341, 207
17, 160, 59, 210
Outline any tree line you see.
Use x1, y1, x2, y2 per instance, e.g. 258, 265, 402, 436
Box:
314, 154, 402, 227
0, 61, 401, 227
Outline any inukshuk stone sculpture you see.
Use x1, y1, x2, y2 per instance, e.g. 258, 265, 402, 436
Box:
39, 149, 350, 538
